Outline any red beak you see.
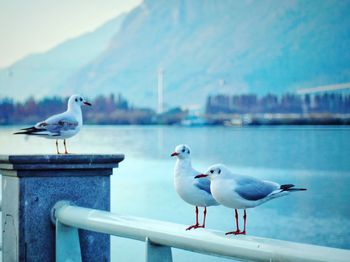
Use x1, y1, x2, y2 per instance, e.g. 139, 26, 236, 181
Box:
195, 174, 208, 179
84, 101, 92, 106
171, 152, 178, 157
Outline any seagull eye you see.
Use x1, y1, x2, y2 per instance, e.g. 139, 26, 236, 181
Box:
182, 149, 185, 153
218, 169, 221, 174
210, 170, 214, 174
75, 98, 78, 102
188, 150, 190, 154
80, 98, 83, 101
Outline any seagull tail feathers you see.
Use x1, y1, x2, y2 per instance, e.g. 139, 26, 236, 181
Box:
20, 126, 37, 131
280, 184, 307, 191
14, 126, 44, 135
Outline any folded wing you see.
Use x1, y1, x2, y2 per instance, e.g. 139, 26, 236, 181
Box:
194, 177, 212, 195
235, 177, 279, 201
15, 114, 78, 137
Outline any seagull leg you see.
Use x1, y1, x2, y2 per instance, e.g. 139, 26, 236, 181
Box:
225, 209, 242, 235
202, 207, 207, 228
63, 139, 68, 154
56, 140, 60, 154
235, 209, 240, 232
186, 206, 202, 230
241, 209, 247, 235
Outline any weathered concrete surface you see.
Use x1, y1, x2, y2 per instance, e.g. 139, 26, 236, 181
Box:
0, 154, 124, 176
0, 154, 124, 262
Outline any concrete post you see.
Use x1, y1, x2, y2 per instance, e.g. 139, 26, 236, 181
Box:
0, 154, 124, 262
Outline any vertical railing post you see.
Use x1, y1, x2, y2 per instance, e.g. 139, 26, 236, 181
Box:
56, 219, 82, 262
0, 154, 124, 262
145, 237, 173, 262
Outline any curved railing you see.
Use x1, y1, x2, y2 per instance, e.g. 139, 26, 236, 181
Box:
52, 202, 350, 262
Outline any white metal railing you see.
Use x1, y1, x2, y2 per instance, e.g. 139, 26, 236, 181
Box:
51, 201, 350, 262
0, 198, 2, 252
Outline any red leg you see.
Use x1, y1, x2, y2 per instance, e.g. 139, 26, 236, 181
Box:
63, 139, 68, 154
56, 140, 60, 154
186, 206, 204, 230
202, 207, 207, 228
241, 209, 247, 235
235, 209, 239, 231
226, 209, 244, 235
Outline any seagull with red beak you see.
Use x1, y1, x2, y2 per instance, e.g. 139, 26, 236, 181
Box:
196, 164, 306, 235
171, 144, 219, 230
14, 94, 91, 154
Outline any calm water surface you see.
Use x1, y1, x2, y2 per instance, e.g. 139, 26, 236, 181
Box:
0, 125, 349, 261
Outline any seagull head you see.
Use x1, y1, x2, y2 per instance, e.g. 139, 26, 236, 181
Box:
195, 164, 226, 180
68, 94, 92, 110
170, 144, 191, 159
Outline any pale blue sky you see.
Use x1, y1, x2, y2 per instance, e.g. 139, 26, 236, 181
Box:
0, 0, 141, 68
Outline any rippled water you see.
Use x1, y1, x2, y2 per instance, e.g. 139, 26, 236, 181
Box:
1, 125, 349, 261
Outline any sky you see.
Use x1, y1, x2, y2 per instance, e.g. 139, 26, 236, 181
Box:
0, 0, 142, 68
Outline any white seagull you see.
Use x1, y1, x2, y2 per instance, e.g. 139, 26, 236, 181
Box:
14, 94, 91, 154
195, 164, 306, 235
171, 144, 219, 230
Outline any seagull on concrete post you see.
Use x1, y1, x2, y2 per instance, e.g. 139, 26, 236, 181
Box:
14, 94, 91, 154
171, 144, 219, 230
195, 164, 306, 235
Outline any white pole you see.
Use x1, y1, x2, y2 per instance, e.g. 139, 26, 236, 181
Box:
157, 68, 164, 114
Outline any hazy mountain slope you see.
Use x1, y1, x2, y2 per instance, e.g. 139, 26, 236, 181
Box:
1, 0, 350, 109
0, 14, 126, 100
65, 0, 350, 108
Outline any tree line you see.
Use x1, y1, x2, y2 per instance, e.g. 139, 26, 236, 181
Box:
0, 94, 155, 125
1, 92, 350, 126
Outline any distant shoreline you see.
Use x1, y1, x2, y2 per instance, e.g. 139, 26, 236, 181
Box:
1, 116, 350, 127
1, 93, 350, 126
206, 113, 350, 126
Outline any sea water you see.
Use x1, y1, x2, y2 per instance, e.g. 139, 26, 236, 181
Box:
0, 125, 349, 261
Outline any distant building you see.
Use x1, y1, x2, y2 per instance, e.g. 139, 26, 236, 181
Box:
205, 92, 350, 115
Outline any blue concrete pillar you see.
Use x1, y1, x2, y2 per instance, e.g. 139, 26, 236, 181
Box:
0, 154, 124, 262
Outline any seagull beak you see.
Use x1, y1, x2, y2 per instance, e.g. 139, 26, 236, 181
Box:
195, 174, 208, 179
171, 152, 178, 157
83, 101, 92, 106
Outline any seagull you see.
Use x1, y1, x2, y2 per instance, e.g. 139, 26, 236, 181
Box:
171, 144, 219, 230
195, 164, 306, 235
14, 94, 91, 154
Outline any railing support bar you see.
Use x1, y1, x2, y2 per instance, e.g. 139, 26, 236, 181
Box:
56, 219, 82, 262
146, 237, 173, 262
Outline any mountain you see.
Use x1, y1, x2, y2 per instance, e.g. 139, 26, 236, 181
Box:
0, 13, 126, 100
2, 0, 350, 109
63, 0, 350, 108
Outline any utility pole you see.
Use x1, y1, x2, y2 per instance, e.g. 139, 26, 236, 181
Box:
157, 68, 164, 114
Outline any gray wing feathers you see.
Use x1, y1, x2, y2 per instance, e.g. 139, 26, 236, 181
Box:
47, 118, 78, 133
36, 115, 78, 135
194, 178, 212, 195
235, 177, 278, 201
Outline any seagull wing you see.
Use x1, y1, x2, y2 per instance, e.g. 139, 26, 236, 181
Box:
234, 176, 279, 201
18, 113, 79, 137
193, 177, 212, 195
39, 114, 79, 135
